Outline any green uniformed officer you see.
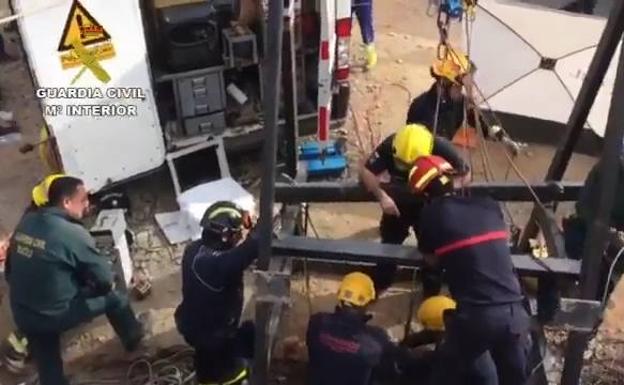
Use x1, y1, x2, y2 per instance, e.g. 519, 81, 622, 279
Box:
4, 176, 145, 385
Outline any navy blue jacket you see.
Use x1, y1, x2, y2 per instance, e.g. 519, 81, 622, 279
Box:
407, 84, 490, 140
175, 231, 258, 346
306, 309, 398, 385
418, 195, 524, 306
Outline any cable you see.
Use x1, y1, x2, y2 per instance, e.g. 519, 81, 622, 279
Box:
601, 245, 624, 306
303, 204, 316, 315
72, 348, 196, 385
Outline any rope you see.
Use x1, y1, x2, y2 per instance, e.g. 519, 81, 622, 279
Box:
442, 38, 548, 213
602, 245, 624, 306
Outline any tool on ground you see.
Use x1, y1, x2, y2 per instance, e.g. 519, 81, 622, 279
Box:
131, 270, 153, 301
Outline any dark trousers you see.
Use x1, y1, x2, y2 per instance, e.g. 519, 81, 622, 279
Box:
429, 302, 531, 385
374, 213, 442, 296
352, 0, 374, 45
563, 216, 615, 300
186, 321, 255, 384
21, 291, 142, 385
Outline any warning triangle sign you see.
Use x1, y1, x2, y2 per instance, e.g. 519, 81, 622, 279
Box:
57, 0, 111, 52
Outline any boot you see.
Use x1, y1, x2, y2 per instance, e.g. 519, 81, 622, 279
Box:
365, 44, 377, 70
2, 332, 29, 374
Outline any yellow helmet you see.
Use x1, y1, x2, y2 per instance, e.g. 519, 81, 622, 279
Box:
32, 173, 66, 207
417, 295, 457, 331
337, 272, 376, 307
431, 48, 471, 84
392, 124, 434, 171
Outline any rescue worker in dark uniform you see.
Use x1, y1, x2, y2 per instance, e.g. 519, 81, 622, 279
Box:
0, 174, 66, 374
306, 272, 406, 385
406, 48, 521, 154
5, 176, 145, 385
402, 295, 498, 385
359, 123, 469, 294
408, 155, 531, 385
175, 201, 257, 385
547, 154, 624, 321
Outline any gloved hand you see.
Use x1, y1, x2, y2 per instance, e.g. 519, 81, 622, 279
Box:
502, 136, 525, 156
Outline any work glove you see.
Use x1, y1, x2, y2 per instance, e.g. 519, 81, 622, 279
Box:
502, 136, 525, 157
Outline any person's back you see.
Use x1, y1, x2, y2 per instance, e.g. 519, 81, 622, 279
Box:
307, 309, 387, 385
176, 238, 250, 340
419, 195, 523, 305
306, 272, 400, 385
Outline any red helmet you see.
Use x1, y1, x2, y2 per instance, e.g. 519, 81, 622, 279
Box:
408, 155, 455, 196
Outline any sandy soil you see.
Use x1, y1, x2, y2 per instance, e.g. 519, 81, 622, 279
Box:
0, 0, 623, 384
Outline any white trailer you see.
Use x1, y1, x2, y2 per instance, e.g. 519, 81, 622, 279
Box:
11, 0, 354, 193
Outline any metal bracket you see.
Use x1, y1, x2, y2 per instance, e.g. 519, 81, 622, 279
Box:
551, 298, 603, 333
254, 269, 292, 305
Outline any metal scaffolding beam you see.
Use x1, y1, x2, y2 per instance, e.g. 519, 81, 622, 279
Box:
254, 0, 284, 383
561, 30, 624, 385
274, 181, 582, 203
273, 235, 581, 278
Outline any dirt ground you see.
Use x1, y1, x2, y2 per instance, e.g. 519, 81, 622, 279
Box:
1, 0, 623, 384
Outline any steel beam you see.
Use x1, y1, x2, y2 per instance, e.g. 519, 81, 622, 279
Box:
254, 0, 284, 384
519, 0, 624, 251
281, 1, 299, 179
272, 236, 582, 278
561, 30, 624, 385
274, 181, 582, 203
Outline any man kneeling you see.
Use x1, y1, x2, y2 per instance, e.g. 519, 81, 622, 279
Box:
6, 176, 144, 385
175, 201, 258, 385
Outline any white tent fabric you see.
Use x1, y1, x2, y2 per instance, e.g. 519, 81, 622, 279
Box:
467, 0, 620, 137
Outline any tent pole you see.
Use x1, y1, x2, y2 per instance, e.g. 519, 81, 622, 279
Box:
560, 33, 624, 385
518, 0, 624, 251
253, 0, 284, 384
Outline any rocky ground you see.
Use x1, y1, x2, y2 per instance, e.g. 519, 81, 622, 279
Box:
1, 0, 624, 384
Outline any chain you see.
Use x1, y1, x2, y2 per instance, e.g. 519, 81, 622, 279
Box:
436, 2, 452, 60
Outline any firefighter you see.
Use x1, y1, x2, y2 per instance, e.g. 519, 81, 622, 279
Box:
5, 176, 145, 385
175, 201, 258, 385
547, 153, 624, 321
352, 0, 377, 69
306, 271, 410, 385
408, 155, 531, 385
406, 48, 521, 154
358, 123, 469, 294
402, 295, 498, 385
